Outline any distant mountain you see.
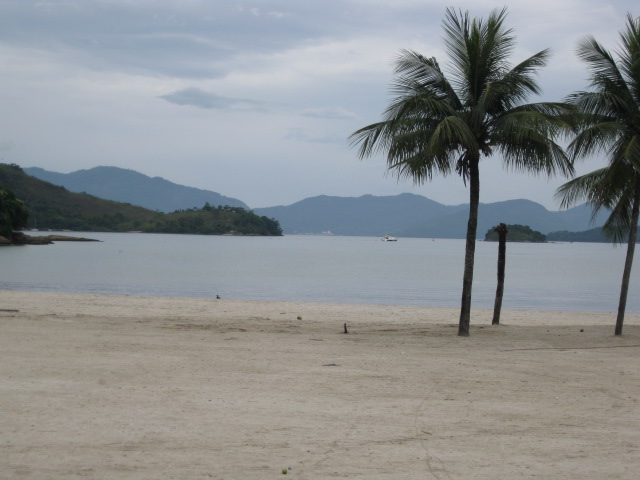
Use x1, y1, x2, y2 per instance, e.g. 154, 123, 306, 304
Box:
22, 165, 611, 239
254, 193, 461, 236
25, 166, 248, 213
547, 227, 609, 243
547, 227, 640, 243
254, 194, 609, 238
399, 199, 610, 239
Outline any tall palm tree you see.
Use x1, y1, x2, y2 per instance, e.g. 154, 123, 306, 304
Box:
556, 14, 640, 335
350, 7, 572, 336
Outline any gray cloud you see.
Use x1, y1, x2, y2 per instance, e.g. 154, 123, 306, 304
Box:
0, 1, 377, 79
159, 88, 261, 110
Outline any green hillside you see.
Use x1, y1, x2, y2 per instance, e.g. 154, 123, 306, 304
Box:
0, 164, 281, 236
25, 166, 248, 212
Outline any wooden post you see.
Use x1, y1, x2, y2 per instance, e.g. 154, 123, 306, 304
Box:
492, 223, 508, 325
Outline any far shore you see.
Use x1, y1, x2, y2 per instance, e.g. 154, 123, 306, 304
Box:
0, 232, 100, 245
2, 290, 639, 479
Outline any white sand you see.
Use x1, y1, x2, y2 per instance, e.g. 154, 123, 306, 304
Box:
1, 290, 639, 479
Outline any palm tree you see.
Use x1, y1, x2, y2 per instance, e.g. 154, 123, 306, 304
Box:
350, 7, 573, 336
556, 14, 640, 335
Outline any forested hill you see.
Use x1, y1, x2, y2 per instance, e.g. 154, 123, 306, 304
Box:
25, 166, 248, 213
0, 164, 281, 236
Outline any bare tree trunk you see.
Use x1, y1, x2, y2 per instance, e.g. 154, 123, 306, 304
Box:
492, 223, 508, 325
459, 156, 480, 336
615, 176, 640, 335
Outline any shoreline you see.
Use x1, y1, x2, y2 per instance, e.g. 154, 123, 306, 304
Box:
1, 288, 635, 317
2, 290, 639, 479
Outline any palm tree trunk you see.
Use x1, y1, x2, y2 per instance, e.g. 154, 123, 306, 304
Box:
492, 223, 508, 325
615, 176, 640, 335
459, 156, 480, 336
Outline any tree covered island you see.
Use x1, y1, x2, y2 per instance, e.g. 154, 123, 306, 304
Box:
0, 164, 282, 241
484, 224, 546, 243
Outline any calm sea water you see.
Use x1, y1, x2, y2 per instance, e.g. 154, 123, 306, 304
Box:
1, 232, 638, 313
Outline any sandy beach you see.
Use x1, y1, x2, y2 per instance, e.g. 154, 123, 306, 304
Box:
1, 290, 639, 479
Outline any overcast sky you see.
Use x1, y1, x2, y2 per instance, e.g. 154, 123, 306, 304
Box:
0, 1, 637, 209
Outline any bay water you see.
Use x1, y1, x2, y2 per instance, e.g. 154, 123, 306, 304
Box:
1, 232, 637, 314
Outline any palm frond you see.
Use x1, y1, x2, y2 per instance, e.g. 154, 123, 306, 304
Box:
392, 50, 460, 104
576, 36, 624, 88
349, 121, 395, 159
385, 115, 476, 183
485, 50, 550, 112
442, 7, 472, 93
555, 167, 610, 211
602, 192, 634, 242
497, 133, 573, 177
568, 120, 628, 160
617, 14, 640, 104
566, 91, 624, 124
382, 93, 454, 123
386, 146, 456, 184
427, 115, 478, 154
491, 107, 573, 176
625, 134, 640, 169
575, 35, 637, 117
569, 88, 636, 122
443, 7, 514, 104
556, 160, 639, 241
507, 102, 576, 134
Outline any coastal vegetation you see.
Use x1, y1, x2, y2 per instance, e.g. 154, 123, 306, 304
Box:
556, 14, 640, 335
144, 204, 282, 236
484, 224, 546, 242
0, 163, 282, 237
350, 7, 572, 336
0, 186, 29, 241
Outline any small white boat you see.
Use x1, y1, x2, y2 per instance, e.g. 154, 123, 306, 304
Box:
382, 235, 398, 242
